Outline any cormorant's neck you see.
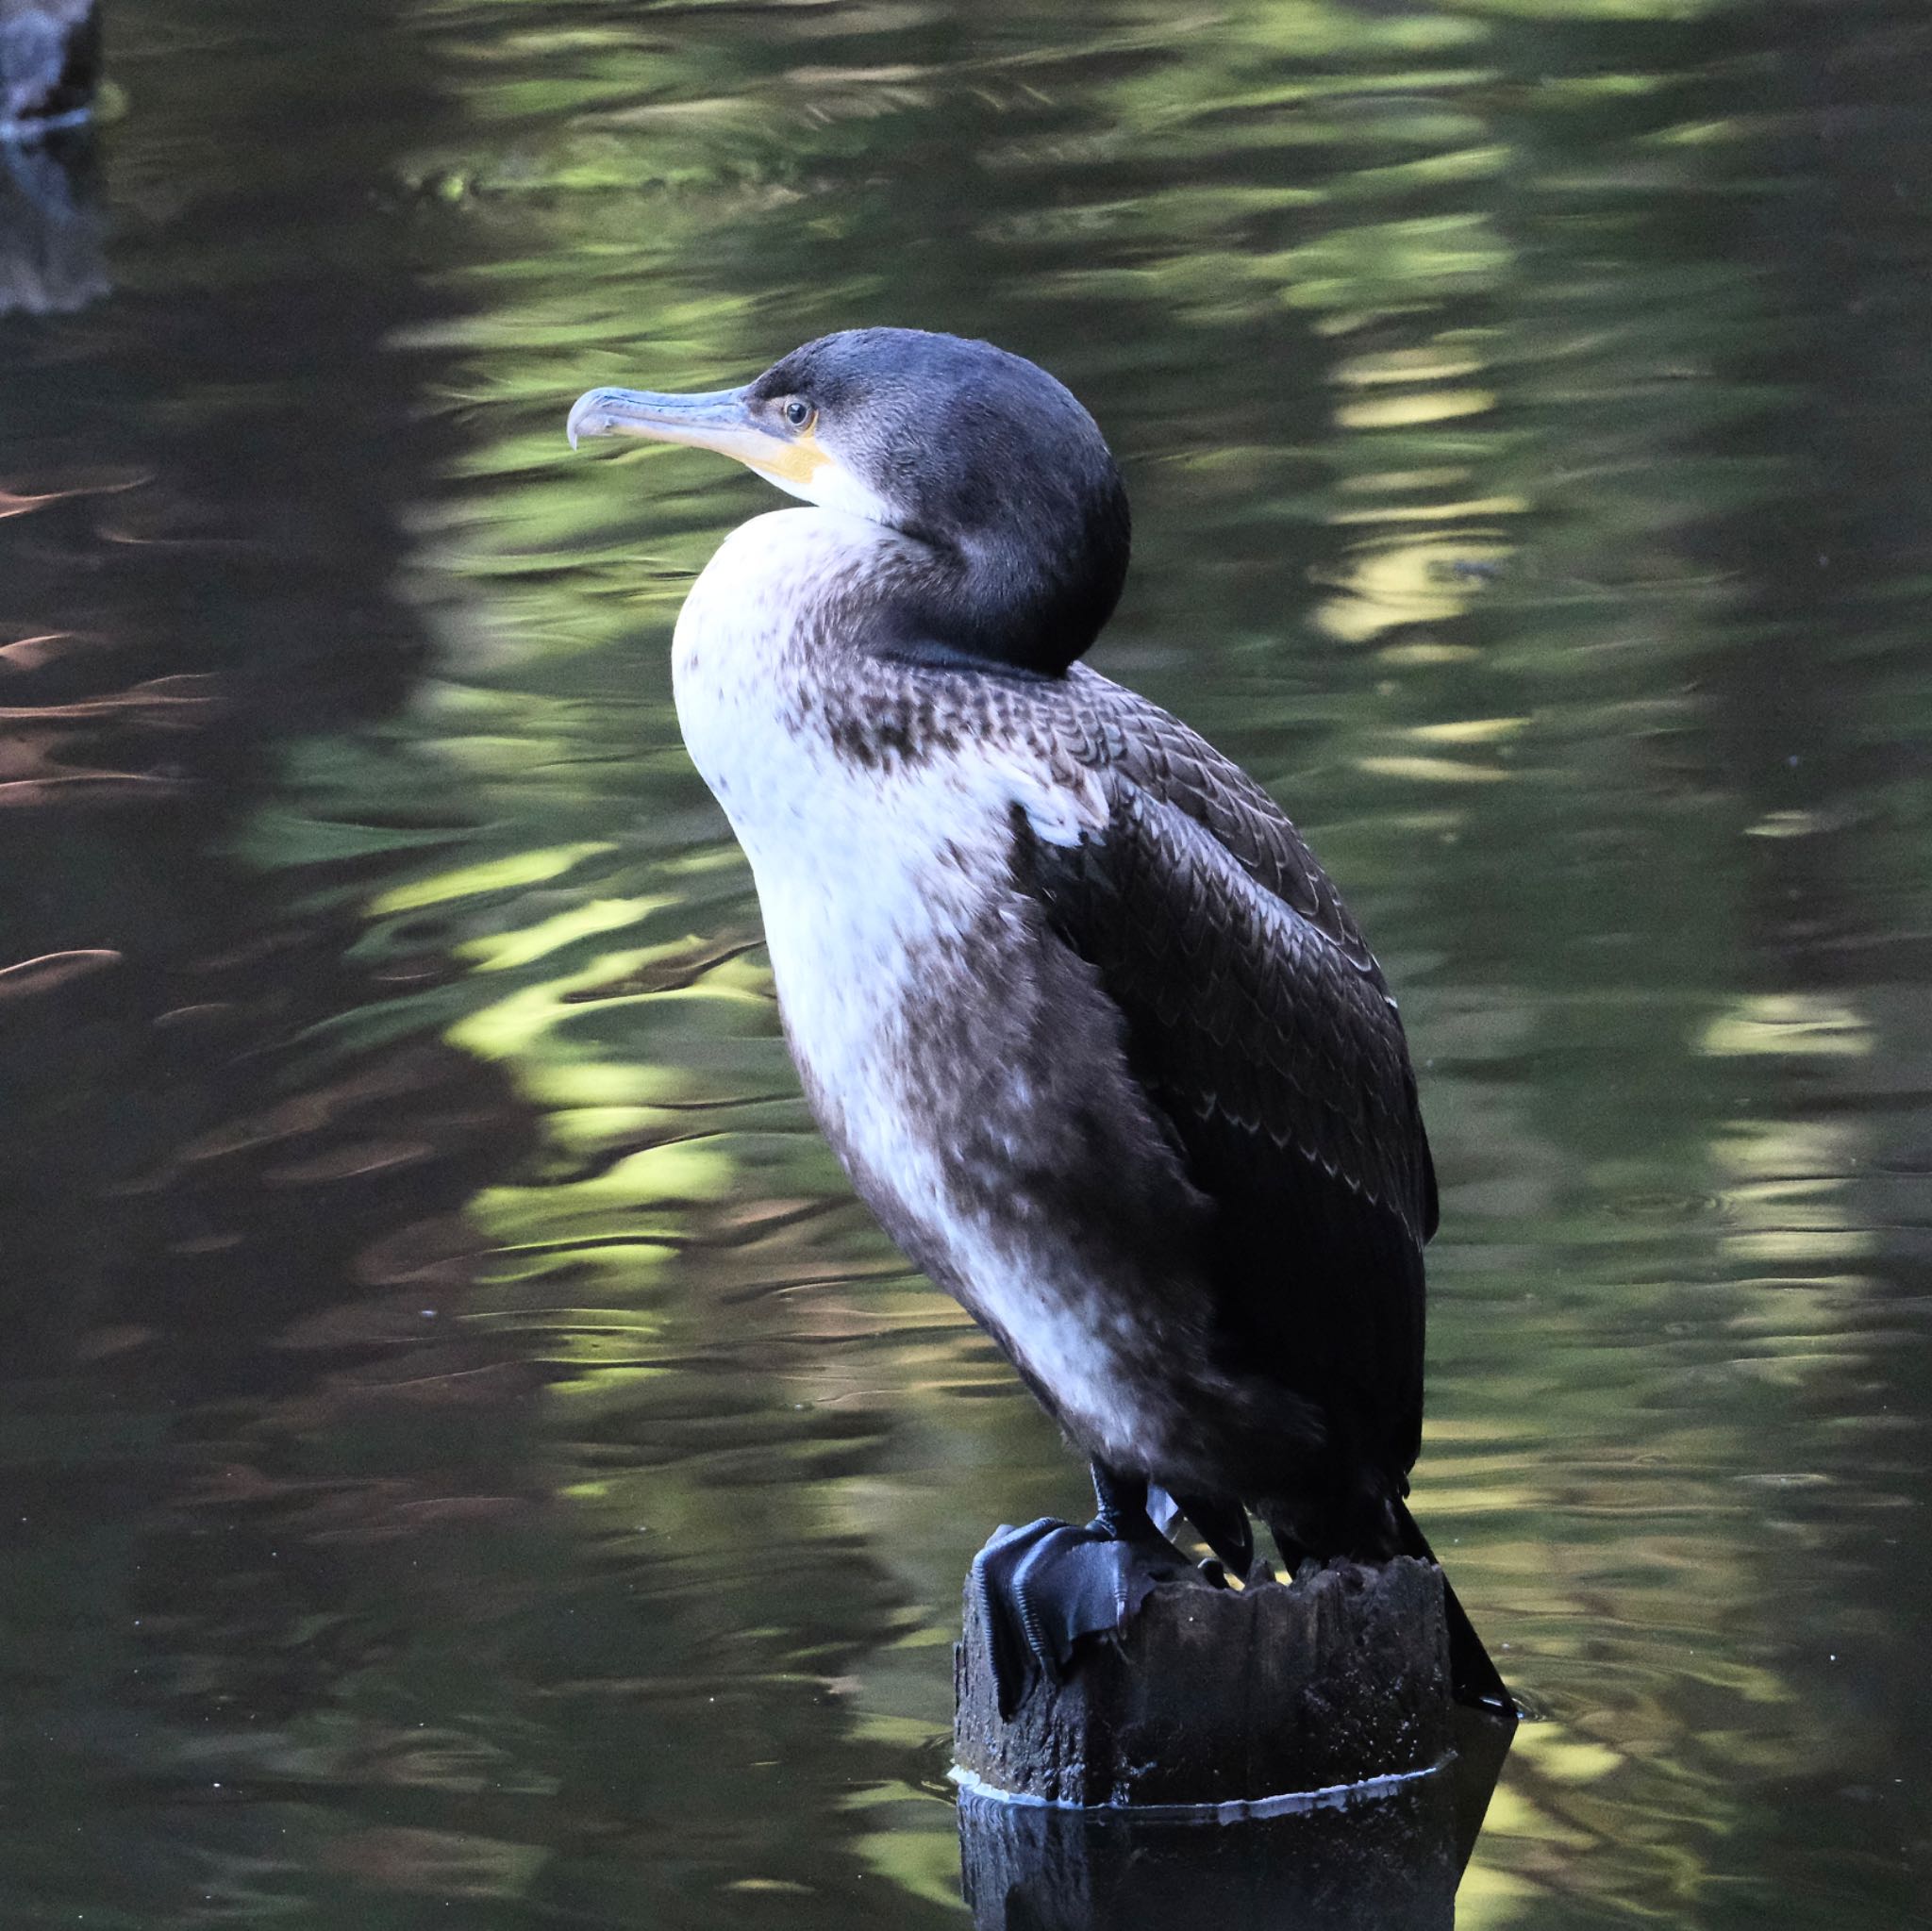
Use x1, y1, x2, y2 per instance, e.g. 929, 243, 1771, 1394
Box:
858, 487, 1130, 679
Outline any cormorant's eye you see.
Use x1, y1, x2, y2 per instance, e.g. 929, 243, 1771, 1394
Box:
782, 398, 814, 429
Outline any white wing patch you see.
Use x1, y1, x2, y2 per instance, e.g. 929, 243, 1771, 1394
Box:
1005, 755, 1106, 849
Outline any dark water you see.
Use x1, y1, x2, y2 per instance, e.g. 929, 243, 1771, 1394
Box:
4, 2, 1931, 1924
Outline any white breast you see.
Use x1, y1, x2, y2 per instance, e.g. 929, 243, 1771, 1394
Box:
667, 511, 1167, 1470
674, 511, 1089, 1095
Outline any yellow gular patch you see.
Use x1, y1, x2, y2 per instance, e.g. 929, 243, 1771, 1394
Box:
745, 424, 831, 489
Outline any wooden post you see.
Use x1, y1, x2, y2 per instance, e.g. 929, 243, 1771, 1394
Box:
1, 0, 101, 132
956, 1554, 1455, 1807
954, 1551, 1511, 1928
0, 2, 104, 319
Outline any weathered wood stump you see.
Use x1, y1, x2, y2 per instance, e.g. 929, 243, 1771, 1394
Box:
1, 0, 100, 132
0, 1, 104, 318
956, 1553, 1453, 1808
955, 1549, 1511, 1928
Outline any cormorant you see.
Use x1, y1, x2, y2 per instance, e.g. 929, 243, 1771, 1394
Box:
569, 328, 1508, 1718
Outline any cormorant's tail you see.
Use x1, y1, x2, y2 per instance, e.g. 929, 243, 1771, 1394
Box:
1395, 1500, 1515, 1720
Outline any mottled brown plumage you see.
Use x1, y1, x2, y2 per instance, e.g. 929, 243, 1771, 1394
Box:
815, 651, 1436, 1557
1032, 687, 1434, 1550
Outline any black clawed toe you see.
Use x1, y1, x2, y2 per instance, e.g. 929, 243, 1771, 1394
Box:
969, 1465, 1202, 1718
1167, 1490, 1255, 1580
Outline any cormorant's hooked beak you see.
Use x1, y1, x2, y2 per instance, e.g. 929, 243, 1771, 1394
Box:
566, 384, 828, 494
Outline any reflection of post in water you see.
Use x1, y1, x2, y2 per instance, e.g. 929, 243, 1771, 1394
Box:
958, 1721, 1511, 1931
959, 1729, 1511, 1930
1, 0, 105, 317
0, 125, 104, 315
960, 1784, 1464, 1931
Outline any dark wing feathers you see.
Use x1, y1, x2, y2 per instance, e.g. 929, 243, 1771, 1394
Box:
1069, 667, 1386, 984
1058, 670, 1436, 1234
1020, 673, 1436, 1476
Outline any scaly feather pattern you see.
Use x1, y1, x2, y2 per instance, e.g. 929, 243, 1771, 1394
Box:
1010, 665, 1436, 1526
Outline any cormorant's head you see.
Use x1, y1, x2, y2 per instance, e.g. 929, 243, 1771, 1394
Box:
568, 328, 1130, 676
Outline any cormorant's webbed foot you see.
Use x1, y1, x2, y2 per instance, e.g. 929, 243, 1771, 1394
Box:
969, 1465, 1205, 1719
